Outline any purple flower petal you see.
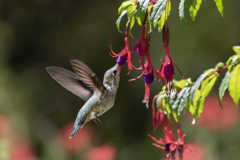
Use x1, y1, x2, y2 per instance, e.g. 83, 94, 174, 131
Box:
117, 54, 127, 65
165, 143, 171, 151
177, 145, 184, 154
144, 73, 154, 84
164, 63, 174, 77
137, 46, 143, 56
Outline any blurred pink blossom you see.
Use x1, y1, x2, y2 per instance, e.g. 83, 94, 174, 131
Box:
174, 142, 203, 160
57, 122, 96, 153
85, 143, 116, 160
197, 93, 240, 132
0, 115, 11, 135
11, 143, 36, 160
0, 115, 36, 160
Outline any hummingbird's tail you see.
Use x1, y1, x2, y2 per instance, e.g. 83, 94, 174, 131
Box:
69, 125, 81, 139
69, 118, 86, 139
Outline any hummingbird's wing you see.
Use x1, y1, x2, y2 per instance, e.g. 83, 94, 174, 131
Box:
70, 59, 105, 97
46, 67, 93, 101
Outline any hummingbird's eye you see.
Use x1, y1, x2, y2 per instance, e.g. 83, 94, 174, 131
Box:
112, 70, 117, 76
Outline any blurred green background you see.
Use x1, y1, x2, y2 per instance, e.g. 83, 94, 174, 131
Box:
0, 0, 240, 160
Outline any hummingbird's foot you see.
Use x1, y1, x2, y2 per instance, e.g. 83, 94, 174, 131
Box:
93, 117, 103, 126
93, 119, 100, 126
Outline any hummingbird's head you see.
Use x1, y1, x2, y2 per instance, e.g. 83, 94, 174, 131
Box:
103, 63, 120, 88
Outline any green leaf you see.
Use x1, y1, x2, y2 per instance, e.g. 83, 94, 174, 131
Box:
229, 56, 240, 72
149, 21, 154, 33
218, 70, 231, 108
126, 16, 135, 37
169, 91, 177, 106
172, 109, 178, 122
116, 10, 127, 32
118, 1, 135, 14
149, 0, 167, 28
226, 55, 239, 72
126, 5, 137, 37
135, 0, 150, 26
214, 0, 225, 17
148, 4, 153, 13
157, 0, 171, 32
229, 64, 240, 106
200, 74, 218, 98
233, 46, 240, 55
189, 0, 202, 21
226, 55, 240, 65
185, 78, 193, 87
174, 79, 188, 91
127, 4, 137, 18
232, 56, 240, 65
189, 89, 204, 122
189, 69, 213, 104
194, 96, 204, 121
142, 0, 150, 13
226, 55, 235, 65
179, 0, 194, 25
189, 102, 196, 122
215, 62, 225, 69
172, 88, 186, 110
135, 0, 144, 25
172, 87, 190, 116
162, 96, 171, 113
148, 5, 154, 33
178, 87, 191, 115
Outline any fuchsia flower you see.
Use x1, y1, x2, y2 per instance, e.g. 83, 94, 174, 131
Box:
132, 26, 147, 69
152, 95, 162, 132
175, 121, 200, 158
148, 126, 176, 158
159, 25, 184, 90
110, 36, 132, 74
142, 54, 155, 108
149, 108, 177, 158
149, 104, 200, 159
131, 12, 148, 69
130, 36, 159, 107
110, 19, 133, 74
149, 111, 200, 159
159, 45, 174, 86
151, 94, 166, 132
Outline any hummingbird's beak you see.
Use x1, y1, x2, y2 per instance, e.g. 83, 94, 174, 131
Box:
114, 63, 121, 74
115, 63, 119, 68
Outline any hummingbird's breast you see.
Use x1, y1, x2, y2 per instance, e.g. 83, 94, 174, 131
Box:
94, 89, 116, 117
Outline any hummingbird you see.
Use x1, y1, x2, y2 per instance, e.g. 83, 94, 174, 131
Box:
46, 59, 120, 138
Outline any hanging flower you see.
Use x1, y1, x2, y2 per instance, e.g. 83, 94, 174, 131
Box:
110, 18, 133, 74
151, 94, 167, 132
132, 25, 147, 69
110, 37, 132, 74
130, 36, 159, 108
168, 120, 177, 159
131, 12, 149, 69
148, 126, 176, 158
152, 95, 161, 132
175, 121, 200, 159
143, 68, 154, 108
159, 45, 174, 89
159, 25, 184, 90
